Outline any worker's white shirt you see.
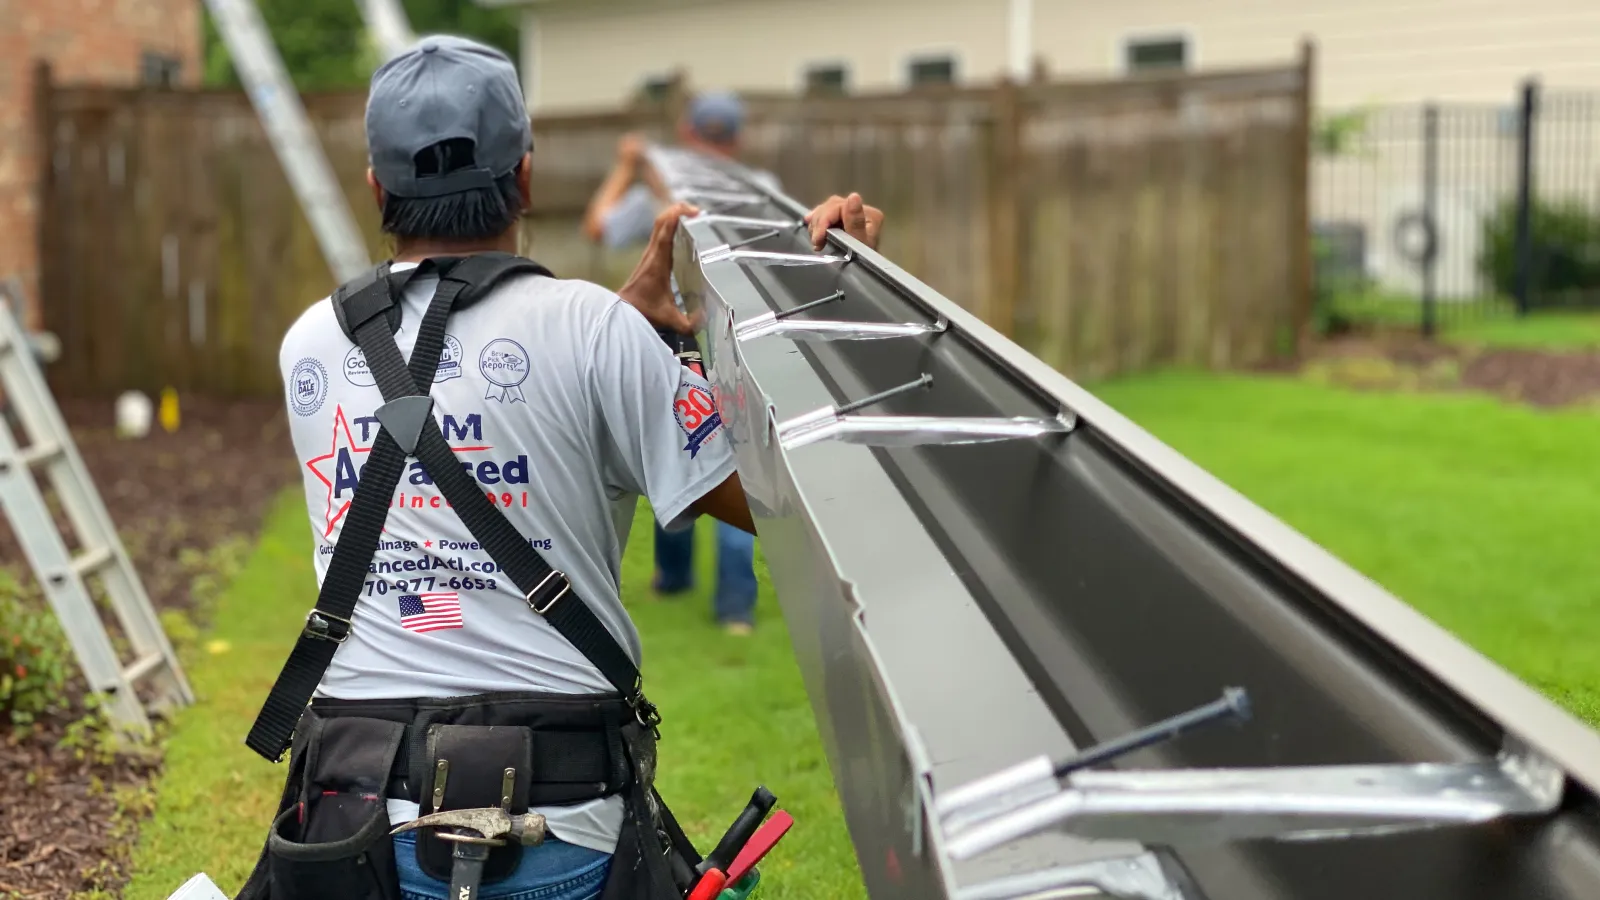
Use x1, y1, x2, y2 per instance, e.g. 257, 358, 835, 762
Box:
278, 263, 735, 854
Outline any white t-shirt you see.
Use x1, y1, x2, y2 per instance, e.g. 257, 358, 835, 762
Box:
278, 262, 736, 853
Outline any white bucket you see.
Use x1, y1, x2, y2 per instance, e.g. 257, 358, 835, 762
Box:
166, 872, 228, 900
115, 390, 153, 440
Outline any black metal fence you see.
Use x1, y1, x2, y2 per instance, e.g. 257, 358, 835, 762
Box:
1313, 81, 1600, 335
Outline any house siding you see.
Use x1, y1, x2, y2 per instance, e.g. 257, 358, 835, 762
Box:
525, 0, 1008, 110
523, 0, 1600, 112
1035, 0, 1600, 107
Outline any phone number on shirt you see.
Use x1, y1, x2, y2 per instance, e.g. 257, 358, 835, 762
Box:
365, 576, 497, 596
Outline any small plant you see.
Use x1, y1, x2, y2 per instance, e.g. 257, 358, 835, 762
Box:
1313, 108, 1373, 158
0, 584, 74, 732
59, 695, 129, 766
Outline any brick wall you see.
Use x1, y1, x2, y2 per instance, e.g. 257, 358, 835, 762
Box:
0, 0, 201, 329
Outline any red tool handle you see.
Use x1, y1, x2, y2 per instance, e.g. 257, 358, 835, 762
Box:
685, 869, 727, 900
725, 810, 794, 884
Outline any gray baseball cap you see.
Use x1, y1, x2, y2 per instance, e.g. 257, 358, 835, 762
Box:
687, 91, 746, 143
366, 35, 531, 199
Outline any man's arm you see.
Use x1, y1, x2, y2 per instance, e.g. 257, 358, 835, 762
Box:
690, 472, 755, 534
581, 133, 648, 243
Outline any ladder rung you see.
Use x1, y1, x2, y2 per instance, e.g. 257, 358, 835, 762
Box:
71, 546, 114, 578
121, 652, 166, 684
18, 440, 63, 468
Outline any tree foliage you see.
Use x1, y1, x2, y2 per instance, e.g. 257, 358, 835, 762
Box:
203, 0, 521, 92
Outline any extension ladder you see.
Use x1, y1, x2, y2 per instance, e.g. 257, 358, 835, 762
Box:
0, 285, 191, 736
202, 0, 373, 283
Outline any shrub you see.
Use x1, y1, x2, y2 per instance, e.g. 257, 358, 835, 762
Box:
1312, 233, 1372, 335
1478, 198, 1600, 306
0, 584, 75, 730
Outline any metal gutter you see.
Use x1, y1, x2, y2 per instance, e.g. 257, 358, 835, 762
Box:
653, 147, 1600, 899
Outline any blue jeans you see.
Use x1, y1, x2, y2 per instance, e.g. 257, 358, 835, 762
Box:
654, 520, 757, 625
393, 832, 610, 900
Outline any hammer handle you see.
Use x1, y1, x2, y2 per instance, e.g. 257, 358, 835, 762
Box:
449, 841, 492, 900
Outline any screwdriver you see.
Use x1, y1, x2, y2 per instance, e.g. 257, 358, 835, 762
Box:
724, 810, 794, 884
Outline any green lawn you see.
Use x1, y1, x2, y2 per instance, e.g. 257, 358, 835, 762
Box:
123, 493, 864, 899
1445, 310, 1600, 350
1095, 370, 1600, 724
1324, 286, 1600, 350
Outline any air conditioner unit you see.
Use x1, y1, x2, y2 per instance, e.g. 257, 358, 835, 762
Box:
1371, 184, 1493, 301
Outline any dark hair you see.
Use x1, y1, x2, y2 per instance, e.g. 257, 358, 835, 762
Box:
380, 138, 525, 242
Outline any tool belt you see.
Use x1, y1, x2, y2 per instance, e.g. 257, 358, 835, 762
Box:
233, 255, 705, 900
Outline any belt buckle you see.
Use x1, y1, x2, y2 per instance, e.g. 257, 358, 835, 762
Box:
526, 570, 570, 616
303, 609, 353, 644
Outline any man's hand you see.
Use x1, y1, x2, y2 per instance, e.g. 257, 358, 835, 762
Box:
617, 201, 701, 334
804, 193, 884, 251
616, 132, 646, 168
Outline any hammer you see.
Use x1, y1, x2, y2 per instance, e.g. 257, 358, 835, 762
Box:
391, 808, 548, 900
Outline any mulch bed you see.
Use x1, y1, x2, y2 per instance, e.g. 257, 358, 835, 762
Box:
1292, 334, 1600, 407
1, 395, 296, 899
1459, 349, 1600, 407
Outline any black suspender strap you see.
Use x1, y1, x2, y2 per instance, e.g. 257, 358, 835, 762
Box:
247, 255, 656, 764
247, 262, 440, 761
355, 259, 653, 724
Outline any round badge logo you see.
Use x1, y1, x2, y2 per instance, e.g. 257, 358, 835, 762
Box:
673, 373, 722, 458
436, 334, 464, 383
343, 345, 375, 387
478, 338, 530, 403
289, 357, 328, 416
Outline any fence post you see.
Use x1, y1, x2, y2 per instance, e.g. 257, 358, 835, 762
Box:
1512, 78, 1538, 316
1421, 104, 1439, 337
1290, 38, 1315, 353
987, 78, 1022, 337
29, 60, 55, 337
663, 68, 690, 135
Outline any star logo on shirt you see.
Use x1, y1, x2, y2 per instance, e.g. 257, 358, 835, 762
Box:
305, 405, 371, 538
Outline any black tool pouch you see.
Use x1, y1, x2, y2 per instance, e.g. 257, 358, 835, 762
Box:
599, 722, 703, 900
413, 724, 534, 885
264, 715, 405, 900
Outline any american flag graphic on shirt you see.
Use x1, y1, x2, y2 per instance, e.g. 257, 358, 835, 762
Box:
397, 592, 463, 634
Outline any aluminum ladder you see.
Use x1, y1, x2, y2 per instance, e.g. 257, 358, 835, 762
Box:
202, 0, 373, 283
203, 0, 419, 286
0, 287, 191, 735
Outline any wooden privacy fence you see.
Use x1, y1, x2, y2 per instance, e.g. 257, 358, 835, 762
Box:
37, 50, 1310, 397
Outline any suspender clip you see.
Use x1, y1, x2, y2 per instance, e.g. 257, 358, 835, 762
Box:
526, 570, 571, 615
303, 609, 353, 644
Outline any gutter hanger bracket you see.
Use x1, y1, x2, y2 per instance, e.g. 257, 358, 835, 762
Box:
778, 409, 1074, 451
736, 315, 947, 343
688, 214, 804, 231
702, 248, 853, 267
954, 852, 1185, 900
942, 740, 1565, 860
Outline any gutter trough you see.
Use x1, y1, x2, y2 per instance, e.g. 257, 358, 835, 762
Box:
652, 147, 1600, 900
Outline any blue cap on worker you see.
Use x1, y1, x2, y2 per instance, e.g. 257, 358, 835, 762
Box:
687, 91, 746, 144
365, 35, 531, 199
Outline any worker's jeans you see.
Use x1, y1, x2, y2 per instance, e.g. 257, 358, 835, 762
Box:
654, 520, 758, 625
393, 831, 610, 900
